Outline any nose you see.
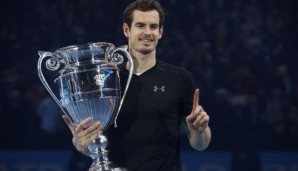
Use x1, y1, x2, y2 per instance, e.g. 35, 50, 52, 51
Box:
143, 26, 151, 35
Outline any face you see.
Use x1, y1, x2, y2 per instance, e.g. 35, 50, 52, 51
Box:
123, 10, 163, 55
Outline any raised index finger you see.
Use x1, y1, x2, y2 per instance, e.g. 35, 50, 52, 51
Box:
192, 89, 200, 112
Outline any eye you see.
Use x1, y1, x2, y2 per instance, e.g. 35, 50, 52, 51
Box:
135, 23, 144, 28
150, 24, 159, 30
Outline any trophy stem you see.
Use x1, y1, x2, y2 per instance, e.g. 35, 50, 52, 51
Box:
89, 151, 110, 171
88, 134, 126, 171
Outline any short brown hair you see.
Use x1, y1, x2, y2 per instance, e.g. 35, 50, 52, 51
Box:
123, 0, 165, 28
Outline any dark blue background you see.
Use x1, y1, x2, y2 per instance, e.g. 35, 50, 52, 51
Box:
0, 0, 297, 170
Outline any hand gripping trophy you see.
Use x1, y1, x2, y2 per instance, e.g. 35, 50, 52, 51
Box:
37, 42, 133, 171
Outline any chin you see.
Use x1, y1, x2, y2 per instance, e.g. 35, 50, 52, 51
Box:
140, 47, 154, 53
140, 49, 153, 54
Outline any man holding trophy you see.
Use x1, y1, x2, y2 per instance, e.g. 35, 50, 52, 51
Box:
60, 0, 212, 170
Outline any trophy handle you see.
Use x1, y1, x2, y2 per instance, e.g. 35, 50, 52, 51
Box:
109, 46, 134, 127
37, 51, 74, 123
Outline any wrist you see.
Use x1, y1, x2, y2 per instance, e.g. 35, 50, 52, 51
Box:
73, 139, 91, 156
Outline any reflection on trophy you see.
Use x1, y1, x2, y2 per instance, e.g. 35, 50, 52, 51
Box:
37, 42, 133, 171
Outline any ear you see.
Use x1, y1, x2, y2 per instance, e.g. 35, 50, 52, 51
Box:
123, 23, 129, 38
158, 26, 164, 39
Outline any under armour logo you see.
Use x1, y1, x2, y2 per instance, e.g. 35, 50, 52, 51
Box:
153, 86, 165, 92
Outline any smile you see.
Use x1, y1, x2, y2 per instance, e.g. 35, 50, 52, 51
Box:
139, 38, 153, 42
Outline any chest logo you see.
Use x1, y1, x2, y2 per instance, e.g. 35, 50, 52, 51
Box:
153, 86, 165, 92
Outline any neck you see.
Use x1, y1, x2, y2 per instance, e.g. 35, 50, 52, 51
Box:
127, 50, 156, 75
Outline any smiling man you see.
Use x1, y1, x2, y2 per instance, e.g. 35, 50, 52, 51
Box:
63, 0, 212, 170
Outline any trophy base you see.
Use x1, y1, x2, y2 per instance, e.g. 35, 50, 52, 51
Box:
89, 160, 127, 171
88, 135, 127, 171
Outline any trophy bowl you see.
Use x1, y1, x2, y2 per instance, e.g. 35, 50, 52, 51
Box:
37, 42, 133, 171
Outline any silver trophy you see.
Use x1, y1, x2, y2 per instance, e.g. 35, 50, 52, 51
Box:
37, 42, 133, 171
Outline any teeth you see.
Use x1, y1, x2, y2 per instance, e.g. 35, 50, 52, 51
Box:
140, 39, 151, 42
